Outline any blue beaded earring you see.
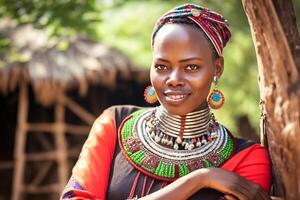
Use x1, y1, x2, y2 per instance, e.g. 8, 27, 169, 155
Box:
208, 76, 225, 110
144, 85, 158, 104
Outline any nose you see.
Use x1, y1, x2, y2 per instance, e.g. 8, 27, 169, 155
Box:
166, 68, 185, 87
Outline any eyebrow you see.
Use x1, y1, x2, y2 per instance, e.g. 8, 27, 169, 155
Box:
155, 57, 203, 63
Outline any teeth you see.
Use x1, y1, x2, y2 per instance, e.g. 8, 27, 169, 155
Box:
168, 94, 186, 100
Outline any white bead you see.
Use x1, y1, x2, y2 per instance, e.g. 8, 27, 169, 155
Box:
176, 137, 182, 144
150, 131, 156, 138
145, 126, 151, 132
185, 143, 189, 150
191, 9, 201, 17
174, 143, 179, 150
155, 135, 161, 143
188, 144, 195, 150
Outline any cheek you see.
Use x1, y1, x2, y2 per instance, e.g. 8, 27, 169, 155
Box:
150, 71, 166, 102
150, 68, 158, 87
189, 73, 213, 93
150, 69, 162, 90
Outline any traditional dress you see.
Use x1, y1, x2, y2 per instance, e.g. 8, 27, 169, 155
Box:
62, 3, 271, 199
61, 105, 271, 200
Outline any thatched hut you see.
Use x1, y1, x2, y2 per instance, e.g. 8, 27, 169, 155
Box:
0, 19, 150, 200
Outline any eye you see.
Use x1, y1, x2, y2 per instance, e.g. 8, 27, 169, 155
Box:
185, 64, 200, 71
154, 64, 168, 71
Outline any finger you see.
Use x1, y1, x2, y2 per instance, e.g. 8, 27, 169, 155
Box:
254, 187, 270, 200
257, 188, 271, 200
271, 197, 283, 200
224, 194, 239, 200
223, 183, 250, 200
230, 179, 260, 200
242, 181, 270, 200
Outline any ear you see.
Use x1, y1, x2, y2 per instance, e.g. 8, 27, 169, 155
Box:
214, 56, 224, 78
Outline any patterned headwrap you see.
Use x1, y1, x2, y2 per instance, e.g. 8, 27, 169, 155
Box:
151, 4, 231, 56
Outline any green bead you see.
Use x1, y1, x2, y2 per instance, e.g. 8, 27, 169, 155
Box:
204, 160, 211, 167
178, 163, 189, 177
130, 151, 145, 165
154, 161, 163, 176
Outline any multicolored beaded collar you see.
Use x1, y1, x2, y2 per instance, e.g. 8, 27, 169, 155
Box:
118, 107, 235, 182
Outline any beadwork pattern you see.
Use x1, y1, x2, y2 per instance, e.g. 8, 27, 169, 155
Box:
119, 108, 235, 181
144, 86, 158, 104
208, 89, 225, 110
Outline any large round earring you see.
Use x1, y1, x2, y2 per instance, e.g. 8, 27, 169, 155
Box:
144, 85, 158, 104
207, 76, 225, 110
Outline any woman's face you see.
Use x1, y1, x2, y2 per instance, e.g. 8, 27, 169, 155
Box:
151, 24, 224, 116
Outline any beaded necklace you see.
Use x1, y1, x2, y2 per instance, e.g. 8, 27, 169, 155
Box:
119, 107, 235, 181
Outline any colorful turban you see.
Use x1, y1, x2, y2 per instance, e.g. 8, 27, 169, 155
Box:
151, 4, 231, 56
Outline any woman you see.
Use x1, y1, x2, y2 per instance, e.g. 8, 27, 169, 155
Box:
61, 4, 271, 200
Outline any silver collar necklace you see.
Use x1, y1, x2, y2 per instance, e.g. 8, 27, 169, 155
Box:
145, 106, 219, 150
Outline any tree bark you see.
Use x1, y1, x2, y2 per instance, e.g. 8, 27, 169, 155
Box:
242, 0, 300, 199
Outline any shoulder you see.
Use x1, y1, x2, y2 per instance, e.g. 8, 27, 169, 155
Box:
222, 136, 271, 170
222, 137, 271, 192
225, 127, 266, 157
234, 137, 270, 165
235, 137, 257, 153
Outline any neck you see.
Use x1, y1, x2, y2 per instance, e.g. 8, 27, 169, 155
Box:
144, 106, 220, 150
159, 105, 210, 119
157, 106, 214, 137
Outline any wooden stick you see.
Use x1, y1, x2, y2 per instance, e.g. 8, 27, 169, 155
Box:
31, 162, 52, 186
26, 148, 81, 162
65, 124, 91, 135
12, 78, 28, 200
26, 151, 57, 161
27, 123, 90, 135
23, 184, 60, 193
34, 131, 53, 150
63, 95, 96, 125
54, 89, 69, 190
0, 161, 14, 170
27, 123, 55, 132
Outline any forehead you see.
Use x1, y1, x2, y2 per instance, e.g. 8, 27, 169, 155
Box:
153, 23, 211, 59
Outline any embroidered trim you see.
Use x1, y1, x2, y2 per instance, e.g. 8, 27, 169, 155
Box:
118, 108, 235, 182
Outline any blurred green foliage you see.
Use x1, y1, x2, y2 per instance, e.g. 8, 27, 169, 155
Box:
0, 0, 299, 134
0, 0, 102, 38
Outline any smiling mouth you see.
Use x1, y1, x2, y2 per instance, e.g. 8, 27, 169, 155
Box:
166, 94, 187, 100
164, 92, 190, 104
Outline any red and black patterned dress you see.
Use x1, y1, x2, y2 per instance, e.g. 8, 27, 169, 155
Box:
61, 105, 271, 200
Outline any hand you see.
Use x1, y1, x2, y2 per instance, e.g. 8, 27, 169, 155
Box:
199, 168, 270, 200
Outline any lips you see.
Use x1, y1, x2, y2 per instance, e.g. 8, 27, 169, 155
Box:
167, 94, 187, 100
163, 90, 191, 104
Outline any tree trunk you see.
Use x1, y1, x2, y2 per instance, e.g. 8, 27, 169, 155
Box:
242, 0, 300, 199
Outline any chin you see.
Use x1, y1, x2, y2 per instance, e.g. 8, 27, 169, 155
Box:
160, 104, 192, 116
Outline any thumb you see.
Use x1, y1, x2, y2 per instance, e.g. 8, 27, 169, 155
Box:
224, 194, 239, 200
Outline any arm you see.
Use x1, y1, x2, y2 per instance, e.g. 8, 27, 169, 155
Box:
139, 168, 269, 200
140, 144, 271, 200
60, 109, 116, 200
